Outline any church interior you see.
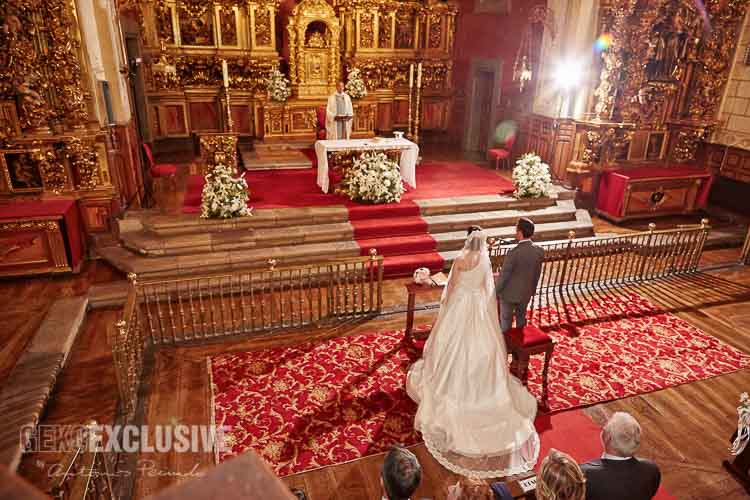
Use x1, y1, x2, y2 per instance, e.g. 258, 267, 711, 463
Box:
4, 0, 750, 498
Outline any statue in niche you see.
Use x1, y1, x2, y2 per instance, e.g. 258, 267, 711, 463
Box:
644, 6, 698, 82
306, 30, 327, 48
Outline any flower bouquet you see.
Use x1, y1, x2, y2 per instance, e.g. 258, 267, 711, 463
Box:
345, 68, 368, 99
341, 152, 405, 204
200, 163, 252, 219
265, 68, 291, 102
512, 153, 553, 198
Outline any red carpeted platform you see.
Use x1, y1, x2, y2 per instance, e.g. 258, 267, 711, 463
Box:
183, 161, 515, 211
184, 162, 511, 277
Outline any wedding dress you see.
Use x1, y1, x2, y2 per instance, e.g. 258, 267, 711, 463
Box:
406, 230, 540, 478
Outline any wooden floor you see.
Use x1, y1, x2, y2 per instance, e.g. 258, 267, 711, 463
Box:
4, 248, 749, 499
2, 149, 748, 499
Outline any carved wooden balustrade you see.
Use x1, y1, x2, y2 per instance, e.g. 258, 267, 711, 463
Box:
110, 253, 385, 424
489, 220, 711, 312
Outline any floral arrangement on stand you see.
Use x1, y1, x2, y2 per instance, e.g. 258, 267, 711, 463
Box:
345, 68, 368, 99
730, 392, 750, 455
200, 163, 252, 219
266, 68, 291, 102
341, 152, 405, 204
512, 152, 553, 198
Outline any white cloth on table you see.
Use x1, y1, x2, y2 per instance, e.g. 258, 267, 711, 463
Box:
315, 138, 419, 194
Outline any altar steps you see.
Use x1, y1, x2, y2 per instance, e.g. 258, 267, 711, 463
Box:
99, 191, 594, 280
240, 141, 315, 171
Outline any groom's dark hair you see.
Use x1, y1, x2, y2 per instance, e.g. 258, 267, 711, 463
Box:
382, 446, 421, 500
517, 217, 535, 238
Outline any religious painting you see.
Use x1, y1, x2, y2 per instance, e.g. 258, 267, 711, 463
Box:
647, 132, 666, 160
178, 5, 214, 46
379, 13, 393, 49
2, 150, 43, 192
254, 7, 272, 47
394, 13, 415, 49
219, 7, 238, 46
157, 3, 175, 44
473, 0, 510, 15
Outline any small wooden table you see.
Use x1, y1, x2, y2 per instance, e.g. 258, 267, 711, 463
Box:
404, 282, 445, 344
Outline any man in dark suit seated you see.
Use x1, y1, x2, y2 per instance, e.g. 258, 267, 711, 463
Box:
495, 217, 544, 333
581, 412, 661, 500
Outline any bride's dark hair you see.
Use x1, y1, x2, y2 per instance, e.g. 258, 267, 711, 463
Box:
467, 225, 483, 236
467, 227, 483, 251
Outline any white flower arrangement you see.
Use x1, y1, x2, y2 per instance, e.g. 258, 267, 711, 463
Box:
200, 163, 252, 219
265, 68, 291, 102
730, 392, 750, 456
342, 152, 405, 204
512, 153, 553, 198
345, 68, 368, 99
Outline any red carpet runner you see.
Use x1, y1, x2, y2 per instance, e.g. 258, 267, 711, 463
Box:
347, 201, 443, 277
210, 293, 749, 478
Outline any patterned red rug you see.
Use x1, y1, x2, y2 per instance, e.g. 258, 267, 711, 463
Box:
209, 293, 750, 476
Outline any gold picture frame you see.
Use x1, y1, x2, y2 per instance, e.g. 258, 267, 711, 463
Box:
1, 149, 44, 193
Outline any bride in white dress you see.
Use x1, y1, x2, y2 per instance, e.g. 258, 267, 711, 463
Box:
406, 229, 540, 478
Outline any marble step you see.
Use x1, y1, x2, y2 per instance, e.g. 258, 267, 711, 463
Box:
119, 200, 580, 257
131, 191, 572, 238
99, 210, 594, 280
0, 297, 87, 471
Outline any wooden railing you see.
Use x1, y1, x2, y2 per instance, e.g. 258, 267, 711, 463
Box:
742, 225, 750, 265
489, 220, 711, 309
109, 253, 385, 423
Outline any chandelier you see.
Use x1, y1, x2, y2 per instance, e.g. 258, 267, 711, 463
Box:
512, 5, 554, 92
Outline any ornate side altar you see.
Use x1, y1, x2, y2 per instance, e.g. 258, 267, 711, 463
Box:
516, 0, 749, 220
132, 0, 457, 145
0, 0, 123, 258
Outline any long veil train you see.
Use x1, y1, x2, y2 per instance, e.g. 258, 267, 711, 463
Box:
406, 230, 540, 478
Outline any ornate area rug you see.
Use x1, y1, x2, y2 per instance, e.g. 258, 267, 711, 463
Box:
209, 293, 750, 476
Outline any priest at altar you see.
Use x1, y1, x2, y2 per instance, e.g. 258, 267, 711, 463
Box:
326, 81, 353, 140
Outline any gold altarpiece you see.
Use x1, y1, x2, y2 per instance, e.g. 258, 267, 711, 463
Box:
516, 0, 749, 219
0, 0, 122, 240
132, 0, 457, 144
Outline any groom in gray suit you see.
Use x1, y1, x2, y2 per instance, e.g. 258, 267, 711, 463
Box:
495, 218, 544, 333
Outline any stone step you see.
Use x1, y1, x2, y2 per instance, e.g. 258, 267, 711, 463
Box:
0, 297, 87, 471
119, 200, 580, 257
99, 211, 593, 280
132, 193, 566, 237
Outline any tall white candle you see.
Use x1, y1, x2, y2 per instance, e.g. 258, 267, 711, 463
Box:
416, 62, 422, 88
222, 59, 229, 88
409, 63, 414, 88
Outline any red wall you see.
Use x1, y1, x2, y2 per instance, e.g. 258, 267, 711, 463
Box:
450, 0, 546, 141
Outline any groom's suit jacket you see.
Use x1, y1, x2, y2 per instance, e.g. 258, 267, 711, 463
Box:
495, 240, 544, 304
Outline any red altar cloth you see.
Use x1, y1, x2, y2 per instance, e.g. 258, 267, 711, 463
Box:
0, 199, 85, 270
596, 165, 713, 218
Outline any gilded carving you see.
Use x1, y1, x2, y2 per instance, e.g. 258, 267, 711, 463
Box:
156, 0, 175, 44
200, 134, 238, 173
378, 12, 392, 49
255, 7, 272, 46
0, 221, 58, 232
672, 128, 705, 163
33, 145, 67, 193
63, 138, 100, 190
428, 14, 442, 49
359, 11, 374, 48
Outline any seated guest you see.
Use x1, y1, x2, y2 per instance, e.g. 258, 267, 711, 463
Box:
381, 446, 422, 500
537, 449, 586, 500
581, 412, 660, 500
446, 477, 492, 500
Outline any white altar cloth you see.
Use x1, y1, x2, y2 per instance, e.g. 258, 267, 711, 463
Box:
315, 138, 419, 194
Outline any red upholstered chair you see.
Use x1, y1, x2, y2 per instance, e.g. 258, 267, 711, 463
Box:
143, 143, 178, 178
489, 134, 516, 170
504, 325, 555, 410
316, 106, 327, 140
143, 143, 179, 212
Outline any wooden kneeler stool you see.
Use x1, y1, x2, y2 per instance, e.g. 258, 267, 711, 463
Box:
504, 325, 555, 411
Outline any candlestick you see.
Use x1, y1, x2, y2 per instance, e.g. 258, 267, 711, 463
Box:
416, 62, 422, 88
222, 59, 229, 88
409, 63, 414, 89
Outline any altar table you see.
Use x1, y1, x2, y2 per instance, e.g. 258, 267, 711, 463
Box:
315, 138, 419, 194
596, 165, 713, 222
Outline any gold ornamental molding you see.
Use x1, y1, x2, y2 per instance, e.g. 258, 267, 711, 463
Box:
0, 221, 59, 232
